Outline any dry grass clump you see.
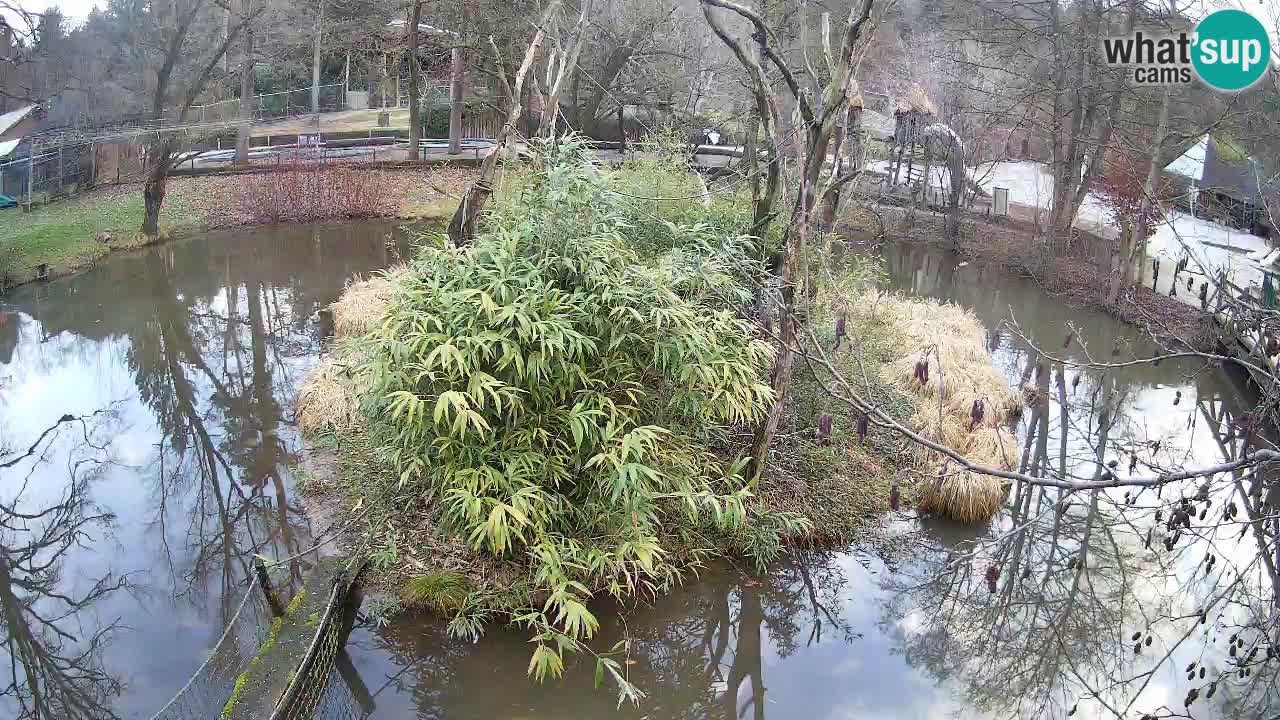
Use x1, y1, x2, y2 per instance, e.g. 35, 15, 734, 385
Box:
297, 357, 364, 435
863, 293, 1018, 524
332, 267, 409, 338
917, 465, 1009, 524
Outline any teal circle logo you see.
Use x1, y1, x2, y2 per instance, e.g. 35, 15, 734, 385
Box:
1192, 9, 1270, 91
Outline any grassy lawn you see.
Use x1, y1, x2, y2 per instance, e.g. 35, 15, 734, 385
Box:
0, 186, 199, 283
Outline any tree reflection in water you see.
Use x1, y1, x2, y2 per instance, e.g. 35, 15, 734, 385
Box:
877, 241, 1280, 719
0, 410, 128, 720
354, 549, 868, 720
0, 222, 414, 718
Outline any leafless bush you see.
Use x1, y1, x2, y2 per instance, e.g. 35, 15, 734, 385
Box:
234, 163, 396, 224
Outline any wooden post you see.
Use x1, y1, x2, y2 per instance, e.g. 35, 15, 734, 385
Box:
254, 556, 286, 617
617, 105, 625, 156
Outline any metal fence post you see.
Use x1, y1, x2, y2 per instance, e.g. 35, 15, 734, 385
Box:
25, 149, 34, 209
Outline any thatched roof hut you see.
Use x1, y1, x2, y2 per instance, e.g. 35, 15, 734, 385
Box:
893, 85, 937, 117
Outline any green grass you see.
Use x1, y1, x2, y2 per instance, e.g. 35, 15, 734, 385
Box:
0, 187, 198, 285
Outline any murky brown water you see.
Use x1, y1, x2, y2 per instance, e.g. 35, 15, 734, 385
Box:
334, 241, 1274, 720
1, 226, 1273, 720
0, 221, 414, 720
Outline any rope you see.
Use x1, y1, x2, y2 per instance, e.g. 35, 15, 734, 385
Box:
144, 573, 262, 720
263, 508, 371, 569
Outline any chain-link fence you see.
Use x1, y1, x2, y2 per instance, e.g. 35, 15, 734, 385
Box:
0, 141, 95, 206
269, 577, 368, 720
189, 85, 347, 125
146, 573, 277, 720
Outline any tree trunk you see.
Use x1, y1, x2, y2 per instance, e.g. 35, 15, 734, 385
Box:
235, 18, 254, 165
1132, 83, 1172, 292
617, 105, 626, 153
380, 52, 391, 108
310, 0, 324, 114
448, 47, 464, 153
751, 124, 836, 477
142, 137, 175, 237
580, 47, 633, 137
568, 70, 580, 130
945, 136, 964, 250
749, 208, 805, 477
818, 104, 858, 231
406, 1, 422, 161
447, 2, 560, 246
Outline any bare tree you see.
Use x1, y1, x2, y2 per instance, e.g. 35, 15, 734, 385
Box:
139, 0, 265, 237
535, 0, 592, 139
701, 0, 877, 477
446, 2, 560, 247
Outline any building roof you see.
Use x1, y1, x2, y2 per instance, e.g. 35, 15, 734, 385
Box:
0, 138, 19, 159
894, 86, 936, 116
0, 105, 36, 137
1164, 134, 1206, 181
1201, 136, 1265, 204
1161, 133, 1277, 206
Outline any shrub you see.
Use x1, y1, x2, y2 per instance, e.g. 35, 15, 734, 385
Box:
234, 163, 394, 224
607, 132, 784, 265
359, 138, 808, 690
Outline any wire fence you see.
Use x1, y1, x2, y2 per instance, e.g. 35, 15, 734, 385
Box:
269, 577, 369, 720
146, 573, 277, 720
140, 555, 370, 720
189, 84, 347, 125
0, 141, 95, 205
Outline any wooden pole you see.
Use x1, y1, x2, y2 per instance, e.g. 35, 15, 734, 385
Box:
448, 47, 464, 153
254, 556, 286, 618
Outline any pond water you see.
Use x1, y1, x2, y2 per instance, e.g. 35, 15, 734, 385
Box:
0, 225, 1274, 720
0, 221, 414, 720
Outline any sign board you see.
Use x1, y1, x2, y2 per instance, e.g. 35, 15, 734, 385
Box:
297, 133, 323, 147
992, 187, 1009, 217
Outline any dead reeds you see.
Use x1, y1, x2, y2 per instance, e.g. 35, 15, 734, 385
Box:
298, 267, 406, 435
297, 357, 363, 435
332, 271, 401, 339
866, 293, 1018, 523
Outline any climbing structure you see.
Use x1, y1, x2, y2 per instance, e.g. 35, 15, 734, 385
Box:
887, 85, 938, 191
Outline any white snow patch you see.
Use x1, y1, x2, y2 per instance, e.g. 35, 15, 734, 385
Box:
902, 158, 1277, 304
868, 159, 953, 188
